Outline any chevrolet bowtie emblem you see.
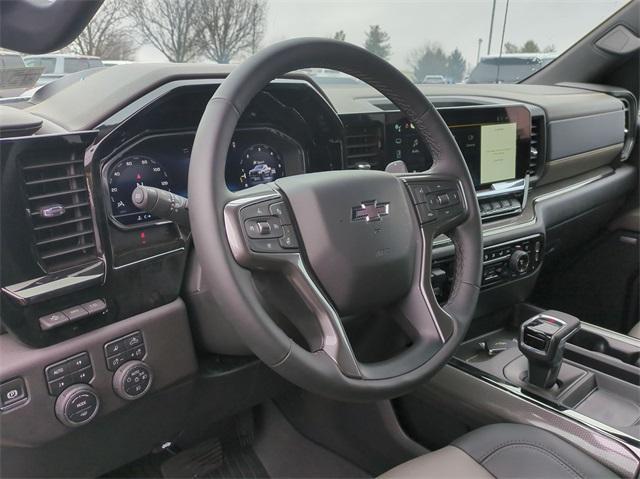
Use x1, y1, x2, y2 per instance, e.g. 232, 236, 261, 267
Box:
351, 200, 390, 222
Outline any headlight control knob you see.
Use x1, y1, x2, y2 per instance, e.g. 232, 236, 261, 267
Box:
54, 384, 100, 427
112, 360, 153, 400
509, 249, 530, 274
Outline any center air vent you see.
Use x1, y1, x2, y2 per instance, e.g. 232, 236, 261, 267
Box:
20, 152, 98, 272
527, 115, 545, 177
344, 123, 384, 168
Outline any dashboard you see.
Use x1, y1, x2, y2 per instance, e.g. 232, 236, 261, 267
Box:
0, 63, 636, 478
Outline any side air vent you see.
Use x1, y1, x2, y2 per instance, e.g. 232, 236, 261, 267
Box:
20, 151, 98, 272
344, 123, 384, 168
527, 115, 545, 177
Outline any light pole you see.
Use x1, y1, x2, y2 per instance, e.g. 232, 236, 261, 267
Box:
487, 0, 496, 55
476, 38, 483, 64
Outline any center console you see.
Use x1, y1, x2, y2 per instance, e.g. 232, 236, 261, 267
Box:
454, 304, 640, 445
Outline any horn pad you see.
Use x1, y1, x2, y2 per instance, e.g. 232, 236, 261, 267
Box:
276, 170, 417, 315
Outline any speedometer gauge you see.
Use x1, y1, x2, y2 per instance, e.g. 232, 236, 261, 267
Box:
239, 144, 284, 188
108, 155, 171, 226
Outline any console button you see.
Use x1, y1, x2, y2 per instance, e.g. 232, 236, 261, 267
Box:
107, 352, 129, 372
122, 332, 143, 350
48, 376, 72, 395
0, 378, 26, 408
66, 391, 97, 416
72, 366, 93, 384
104, 338, 127, 357
81, 299, 107, 315
45, 360, 73, 381
62, 305, 89, 322
67, 353, 91, 372
39, 312, 69, 331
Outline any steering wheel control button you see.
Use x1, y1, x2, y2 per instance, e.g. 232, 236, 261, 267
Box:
279, 226, 299, 249
0, 378, 27, 410
269, 202, 292, 224
38, 311, 70, 331
55, 384, 99, 427
416, 204, 437, 224
104, 331, 146, 371
46, 353, 94, 396
113, 361, 153, 400
240, 201, 271, 219
248, 238, 282, 253
244, 218, 283, 239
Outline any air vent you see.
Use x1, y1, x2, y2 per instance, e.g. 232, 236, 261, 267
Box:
20, 152, 98, 272
344, 123, 384, 168
527, 115, 544, 177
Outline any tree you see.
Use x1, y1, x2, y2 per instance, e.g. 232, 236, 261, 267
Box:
333, 30, 346, 41
408, 43, 447, 81
503, 40, 555, 54
128, 0, 204, 63
446, 48, 467, 83
364, 25, 391, 60
68, 0, 136, 60
199, 0, 267, 64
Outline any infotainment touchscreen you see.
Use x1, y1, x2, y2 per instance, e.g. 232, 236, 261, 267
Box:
438, 105, 531, 188
385, 105, 531, 188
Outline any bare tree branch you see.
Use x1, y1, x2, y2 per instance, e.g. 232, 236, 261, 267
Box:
128, 0, 204, 63
199, 0, 267, 64
68, 0, 137, 60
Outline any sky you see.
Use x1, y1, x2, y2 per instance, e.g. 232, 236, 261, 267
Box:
136, 0, 628, 73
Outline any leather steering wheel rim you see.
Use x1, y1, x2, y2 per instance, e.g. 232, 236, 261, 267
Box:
189, 38, 482, 401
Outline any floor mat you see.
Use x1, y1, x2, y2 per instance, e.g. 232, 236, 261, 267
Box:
161, 437, 268, 478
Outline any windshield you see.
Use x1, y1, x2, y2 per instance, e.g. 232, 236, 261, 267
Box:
0, 0, 630, 97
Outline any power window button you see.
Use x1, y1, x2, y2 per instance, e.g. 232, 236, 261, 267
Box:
0, 378, 27, 409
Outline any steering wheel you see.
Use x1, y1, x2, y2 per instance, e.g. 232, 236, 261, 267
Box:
189, 38, 482, 401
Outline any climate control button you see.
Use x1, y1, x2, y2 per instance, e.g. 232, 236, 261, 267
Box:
112, 360, 153, 401
54, 384, 99, 427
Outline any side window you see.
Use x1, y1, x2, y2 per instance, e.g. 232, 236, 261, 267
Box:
64, 58, 90, 73
1, 55, 25, 68
24, 57, 56, 74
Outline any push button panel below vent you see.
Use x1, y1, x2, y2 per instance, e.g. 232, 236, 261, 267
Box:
20, 151, 98, 272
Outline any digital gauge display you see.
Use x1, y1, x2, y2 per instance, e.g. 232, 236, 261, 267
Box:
108, 155, 172, 226
237, 143, 284, 189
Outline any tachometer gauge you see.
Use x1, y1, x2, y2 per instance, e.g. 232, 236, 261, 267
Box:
239, 144, 284, 188
108, 155, 171, 226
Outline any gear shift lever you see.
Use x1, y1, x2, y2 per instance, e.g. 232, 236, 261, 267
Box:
518, 311, 580, 389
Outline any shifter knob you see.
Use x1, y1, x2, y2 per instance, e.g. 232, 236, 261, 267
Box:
518, 310, 580, 389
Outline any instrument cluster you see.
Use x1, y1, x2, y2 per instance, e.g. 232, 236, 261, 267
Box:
105, 128, 305, 228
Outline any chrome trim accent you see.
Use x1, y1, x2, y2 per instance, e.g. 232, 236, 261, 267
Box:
2, 260, 105, 306
112, 247, 185, 270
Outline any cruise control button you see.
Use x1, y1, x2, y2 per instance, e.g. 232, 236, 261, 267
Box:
62, 306, 89, 322
269, 202, 292, 224
279, 225, 299, 249
0, 378, 26, 408
39, 312, 69, 331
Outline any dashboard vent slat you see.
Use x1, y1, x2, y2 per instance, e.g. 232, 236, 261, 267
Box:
20, 151, 98, 272
527, 115, 545, 177
344, 123, 384, 168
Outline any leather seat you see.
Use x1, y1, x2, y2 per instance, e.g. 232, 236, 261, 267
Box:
380, 423, 618, 478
